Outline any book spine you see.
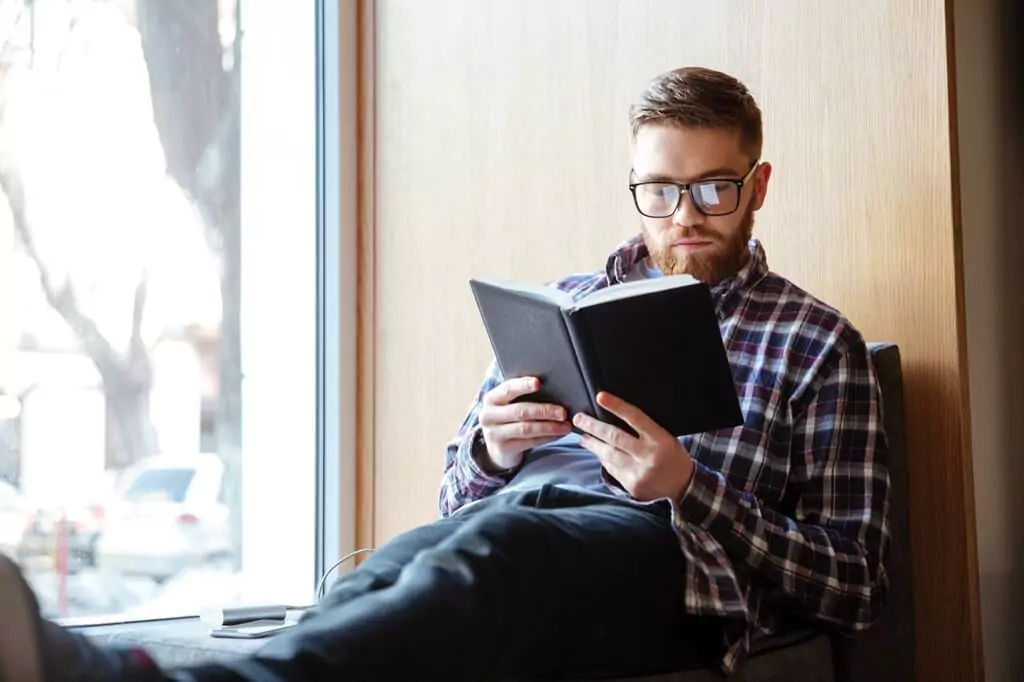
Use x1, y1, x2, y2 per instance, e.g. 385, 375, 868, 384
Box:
563, 309, 601, 419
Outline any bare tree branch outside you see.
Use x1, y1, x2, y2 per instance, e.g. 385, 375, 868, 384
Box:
0, 0, 252, 615
134, 0, 243, 573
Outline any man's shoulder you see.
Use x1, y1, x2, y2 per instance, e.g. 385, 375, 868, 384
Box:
749, 271, 866, 357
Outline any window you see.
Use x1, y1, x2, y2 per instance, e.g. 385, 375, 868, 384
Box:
122, 469, 197, 504
0, 0, 348, 623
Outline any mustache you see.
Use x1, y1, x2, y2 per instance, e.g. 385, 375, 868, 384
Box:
667, 230, 719, 243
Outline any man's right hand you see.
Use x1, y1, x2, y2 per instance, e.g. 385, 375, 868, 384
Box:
477, 377, 573, 471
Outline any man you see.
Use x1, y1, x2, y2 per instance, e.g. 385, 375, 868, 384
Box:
0, 66, 889, 681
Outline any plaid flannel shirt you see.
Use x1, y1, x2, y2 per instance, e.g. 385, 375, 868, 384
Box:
439, 236, 891, 674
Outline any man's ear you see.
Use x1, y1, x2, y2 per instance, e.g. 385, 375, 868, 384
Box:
752, 162, 772, 210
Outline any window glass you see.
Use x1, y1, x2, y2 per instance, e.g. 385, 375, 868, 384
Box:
122, 470, 197, 504
0, 0, 319, 621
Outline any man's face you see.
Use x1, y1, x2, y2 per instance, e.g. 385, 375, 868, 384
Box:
631, 124, 771, 283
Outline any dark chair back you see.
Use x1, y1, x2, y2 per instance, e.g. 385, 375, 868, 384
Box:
830, 343, 915, 681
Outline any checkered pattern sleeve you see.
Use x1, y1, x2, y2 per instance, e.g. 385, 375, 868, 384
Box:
675, 341, 891, 630
438, 360, 514, 517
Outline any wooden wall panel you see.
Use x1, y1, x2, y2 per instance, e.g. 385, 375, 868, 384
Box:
355, 0, 376, 559
954, 0, 1024, 679
361, 1, 980, 679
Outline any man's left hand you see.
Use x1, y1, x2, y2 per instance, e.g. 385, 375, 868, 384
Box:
573, 391, 695, 502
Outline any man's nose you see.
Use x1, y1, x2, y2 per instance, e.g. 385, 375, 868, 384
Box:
672, 190, 706, 228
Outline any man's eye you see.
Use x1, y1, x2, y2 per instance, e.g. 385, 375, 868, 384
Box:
698, 183, 722, 206
650, 184, 677, 200
698, 182, 736, 207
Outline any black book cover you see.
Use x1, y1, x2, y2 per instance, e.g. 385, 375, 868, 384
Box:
469, 276, 743, 437
469, 279, 596, 422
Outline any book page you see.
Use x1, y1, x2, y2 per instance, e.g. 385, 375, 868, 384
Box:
575, 274, 699, 308
470, 278, 575, 309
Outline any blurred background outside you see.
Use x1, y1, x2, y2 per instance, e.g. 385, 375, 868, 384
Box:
0, 0, 318, 621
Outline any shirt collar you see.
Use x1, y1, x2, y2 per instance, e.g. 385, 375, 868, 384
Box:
605, 234, 769, 318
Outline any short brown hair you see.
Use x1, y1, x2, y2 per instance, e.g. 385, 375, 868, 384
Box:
629, 67, 763, 161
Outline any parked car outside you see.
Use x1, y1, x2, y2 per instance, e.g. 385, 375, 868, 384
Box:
95, 453, 232, 582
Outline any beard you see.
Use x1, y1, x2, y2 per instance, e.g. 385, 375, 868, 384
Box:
641, 204, 755, 284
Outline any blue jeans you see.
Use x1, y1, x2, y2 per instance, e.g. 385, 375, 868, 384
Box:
38, 486, 724, 681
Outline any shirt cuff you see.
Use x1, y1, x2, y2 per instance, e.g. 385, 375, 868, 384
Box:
673, 460, 730, 529
599, 466, 624, 491
459, 428, 518, 485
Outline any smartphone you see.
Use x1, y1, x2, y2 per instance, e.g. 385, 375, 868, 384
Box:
209, 619, 297, 640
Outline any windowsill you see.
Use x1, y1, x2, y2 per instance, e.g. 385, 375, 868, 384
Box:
72, 615, 200, 637
60, 613, 199, 629
78, 611, 307, 669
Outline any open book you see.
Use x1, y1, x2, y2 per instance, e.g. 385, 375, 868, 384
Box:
469, 275, 743, 437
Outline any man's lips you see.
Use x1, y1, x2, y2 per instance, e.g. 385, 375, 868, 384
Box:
673, 239, 714, 248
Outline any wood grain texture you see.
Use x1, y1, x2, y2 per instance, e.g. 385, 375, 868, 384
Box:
944, 1, 985, 677
951, 0, 1021, 679
355, 0, 376, 556
363, 1, 980, 679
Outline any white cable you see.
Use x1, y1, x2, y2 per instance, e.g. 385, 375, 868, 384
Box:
316, 548, 375, 603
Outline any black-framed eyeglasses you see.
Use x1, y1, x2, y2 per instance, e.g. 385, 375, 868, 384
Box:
628, 160, 760, 218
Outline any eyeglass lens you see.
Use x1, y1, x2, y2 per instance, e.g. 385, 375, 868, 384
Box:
634, 180, 740, 217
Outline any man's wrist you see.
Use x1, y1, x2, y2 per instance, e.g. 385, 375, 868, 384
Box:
470, 428, 515, 476
674, 460, 726, 527
675, 458, 696, 501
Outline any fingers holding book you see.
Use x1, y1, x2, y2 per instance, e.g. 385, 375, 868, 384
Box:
484, 376, 543, 407
476, 376, 574, 472
574, 391, 696, 502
